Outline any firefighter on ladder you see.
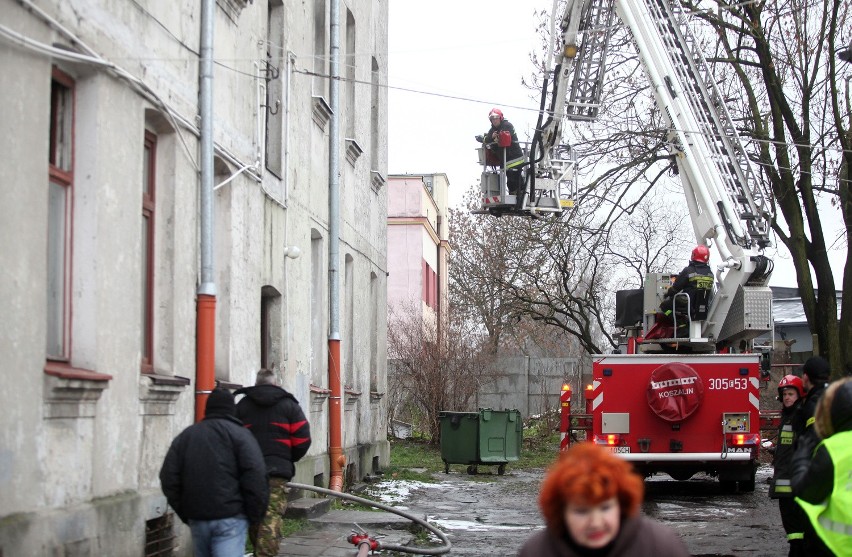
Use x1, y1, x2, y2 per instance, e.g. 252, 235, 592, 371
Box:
476, 108, 525, 199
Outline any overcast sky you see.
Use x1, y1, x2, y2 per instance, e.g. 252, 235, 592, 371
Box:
387, 0, 552, 208
386, 1, 846, 289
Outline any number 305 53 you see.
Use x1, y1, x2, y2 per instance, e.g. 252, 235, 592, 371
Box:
708, 378, 748, 390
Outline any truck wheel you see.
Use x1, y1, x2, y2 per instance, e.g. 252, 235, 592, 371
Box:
719, 480, 737, 493
497, 464, 506, 476
467, 465, 477, 475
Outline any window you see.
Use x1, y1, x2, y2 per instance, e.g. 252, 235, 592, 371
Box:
345, 9, 355, 139
344, 254, 354, 387
310, 230, 324, 383
421, 259, 437, 309
47, 68, 74, 361
370, 57, 380, 171
369, 271, 378, 391
260, 286, 282, 371
141, 132, 156, 373
313, 0, 328, 99
265, 0, 284, 178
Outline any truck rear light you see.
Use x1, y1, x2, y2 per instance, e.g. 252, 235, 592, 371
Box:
727, 433, 760, 446
594, 434, 622, 446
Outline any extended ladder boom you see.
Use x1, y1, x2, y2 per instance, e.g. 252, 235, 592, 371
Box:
560, 0, 773, 345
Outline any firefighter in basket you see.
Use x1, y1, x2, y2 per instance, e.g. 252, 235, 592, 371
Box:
475, 108, 524, 196
658, 245, 714, 332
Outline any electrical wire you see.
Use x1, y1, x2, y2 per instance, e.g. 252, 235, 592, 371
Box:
12, 0, 847, 185
11, 0, 279, 190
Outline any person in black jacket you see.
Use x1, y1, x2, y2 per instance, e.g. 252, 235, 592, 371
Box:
476, 108, 525, 196
160, 388, 269, 557
769, 374, 806, 556
236, 370, 312, 557
659, 245, 714, 323
791, 357, 831, 441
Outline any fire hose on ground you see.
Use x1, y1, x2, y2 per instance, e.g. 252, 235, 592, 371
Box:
286, 481, 452, 555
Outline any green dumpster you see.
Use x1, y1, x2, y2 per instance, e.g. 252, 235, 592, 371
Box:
439, 408, 522, 475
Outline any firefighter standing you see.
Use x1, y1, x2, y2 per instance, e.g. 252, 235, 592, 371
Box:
769, 375, 807, 557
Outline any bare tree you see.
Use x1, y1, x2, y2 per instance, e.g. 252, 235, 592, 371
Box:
681, 0, 851, 376
386, 299, 496, 443
448, 190, 522, 354
450, 182, 693, 355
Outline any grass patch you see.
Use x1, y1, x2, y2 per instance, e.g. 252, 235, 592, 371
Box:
386, 438, 444, 481
385, 421, 561, 478
517, 431, 561, 469
280, 517, 310, 538
331, 496, 380, 511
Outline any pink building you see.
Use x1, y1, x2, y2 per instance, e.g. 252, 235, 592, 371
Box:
387, 174, 450, 328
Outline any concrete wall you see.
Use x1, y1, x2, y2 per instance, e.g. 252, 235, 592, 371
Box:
0, 0, 388, 554
477, 357, 581, 417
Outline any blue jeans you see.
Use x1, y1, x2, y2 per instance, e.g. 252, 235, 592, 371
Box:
188, 515, 248, 557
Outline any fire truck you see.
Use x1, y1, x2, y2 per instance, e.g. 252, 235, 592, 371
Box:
526, 0, 778, 491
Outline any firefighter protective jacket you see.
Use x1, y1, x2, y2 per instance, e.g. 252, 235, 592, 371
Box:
770, 400, 803, 498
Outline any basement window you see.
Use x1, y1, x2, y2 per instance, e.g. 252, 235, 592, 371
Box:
145, 514, 176, 557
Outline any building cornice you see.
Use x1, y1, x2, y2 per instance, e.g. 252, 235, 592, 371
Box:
388, 216, 441, 245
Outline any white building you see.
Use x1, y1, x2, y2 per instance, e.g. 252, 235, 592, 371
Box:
0, 0, 388, 554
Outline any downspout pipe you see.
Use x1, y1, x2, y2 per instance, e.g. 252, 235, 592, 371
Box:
327, 0, 344, 491
195, 0, 217, 423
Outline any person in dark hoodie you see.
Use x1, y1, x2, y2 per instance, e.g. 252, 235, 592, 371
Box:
160, 387, 269, 557
791, 357, 831, 448
768, 375, 807, 556
236, 369, 312, 557
791, 377, 852, 557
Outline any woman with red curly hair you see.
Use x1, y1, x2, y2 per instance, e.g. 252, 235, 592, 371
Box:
519, 443, 689, 556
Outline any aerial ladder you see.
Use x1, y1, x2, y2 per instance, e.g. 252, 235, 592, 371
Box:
561, 0, 774, 349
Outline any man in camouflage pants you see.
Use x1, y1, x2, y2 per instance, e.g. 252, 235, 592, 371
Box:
236, 370, 312, 556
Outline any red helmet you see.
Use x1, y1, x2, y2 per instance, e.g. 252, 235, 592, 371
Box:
778, 374, 804, 398
691, 244, 710, 263
488, 108, 504, 122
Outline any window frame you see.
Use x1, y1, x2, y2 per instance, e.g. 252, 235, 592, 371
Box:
46, 67, 75, 363
141, 131, 156, 373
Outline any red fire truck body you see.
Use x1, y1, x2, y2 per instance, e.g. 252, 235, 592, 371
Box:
586, 354, 761, 489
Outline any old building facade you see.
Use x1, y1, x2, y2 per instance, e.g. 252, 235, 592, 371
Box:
0, 0, 388, 554
386, 173, 450, 325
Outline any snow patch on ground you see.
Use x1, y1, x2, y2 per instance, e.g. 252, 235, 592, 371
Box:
364, 479, 445, 505
429, 518, 542, 532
